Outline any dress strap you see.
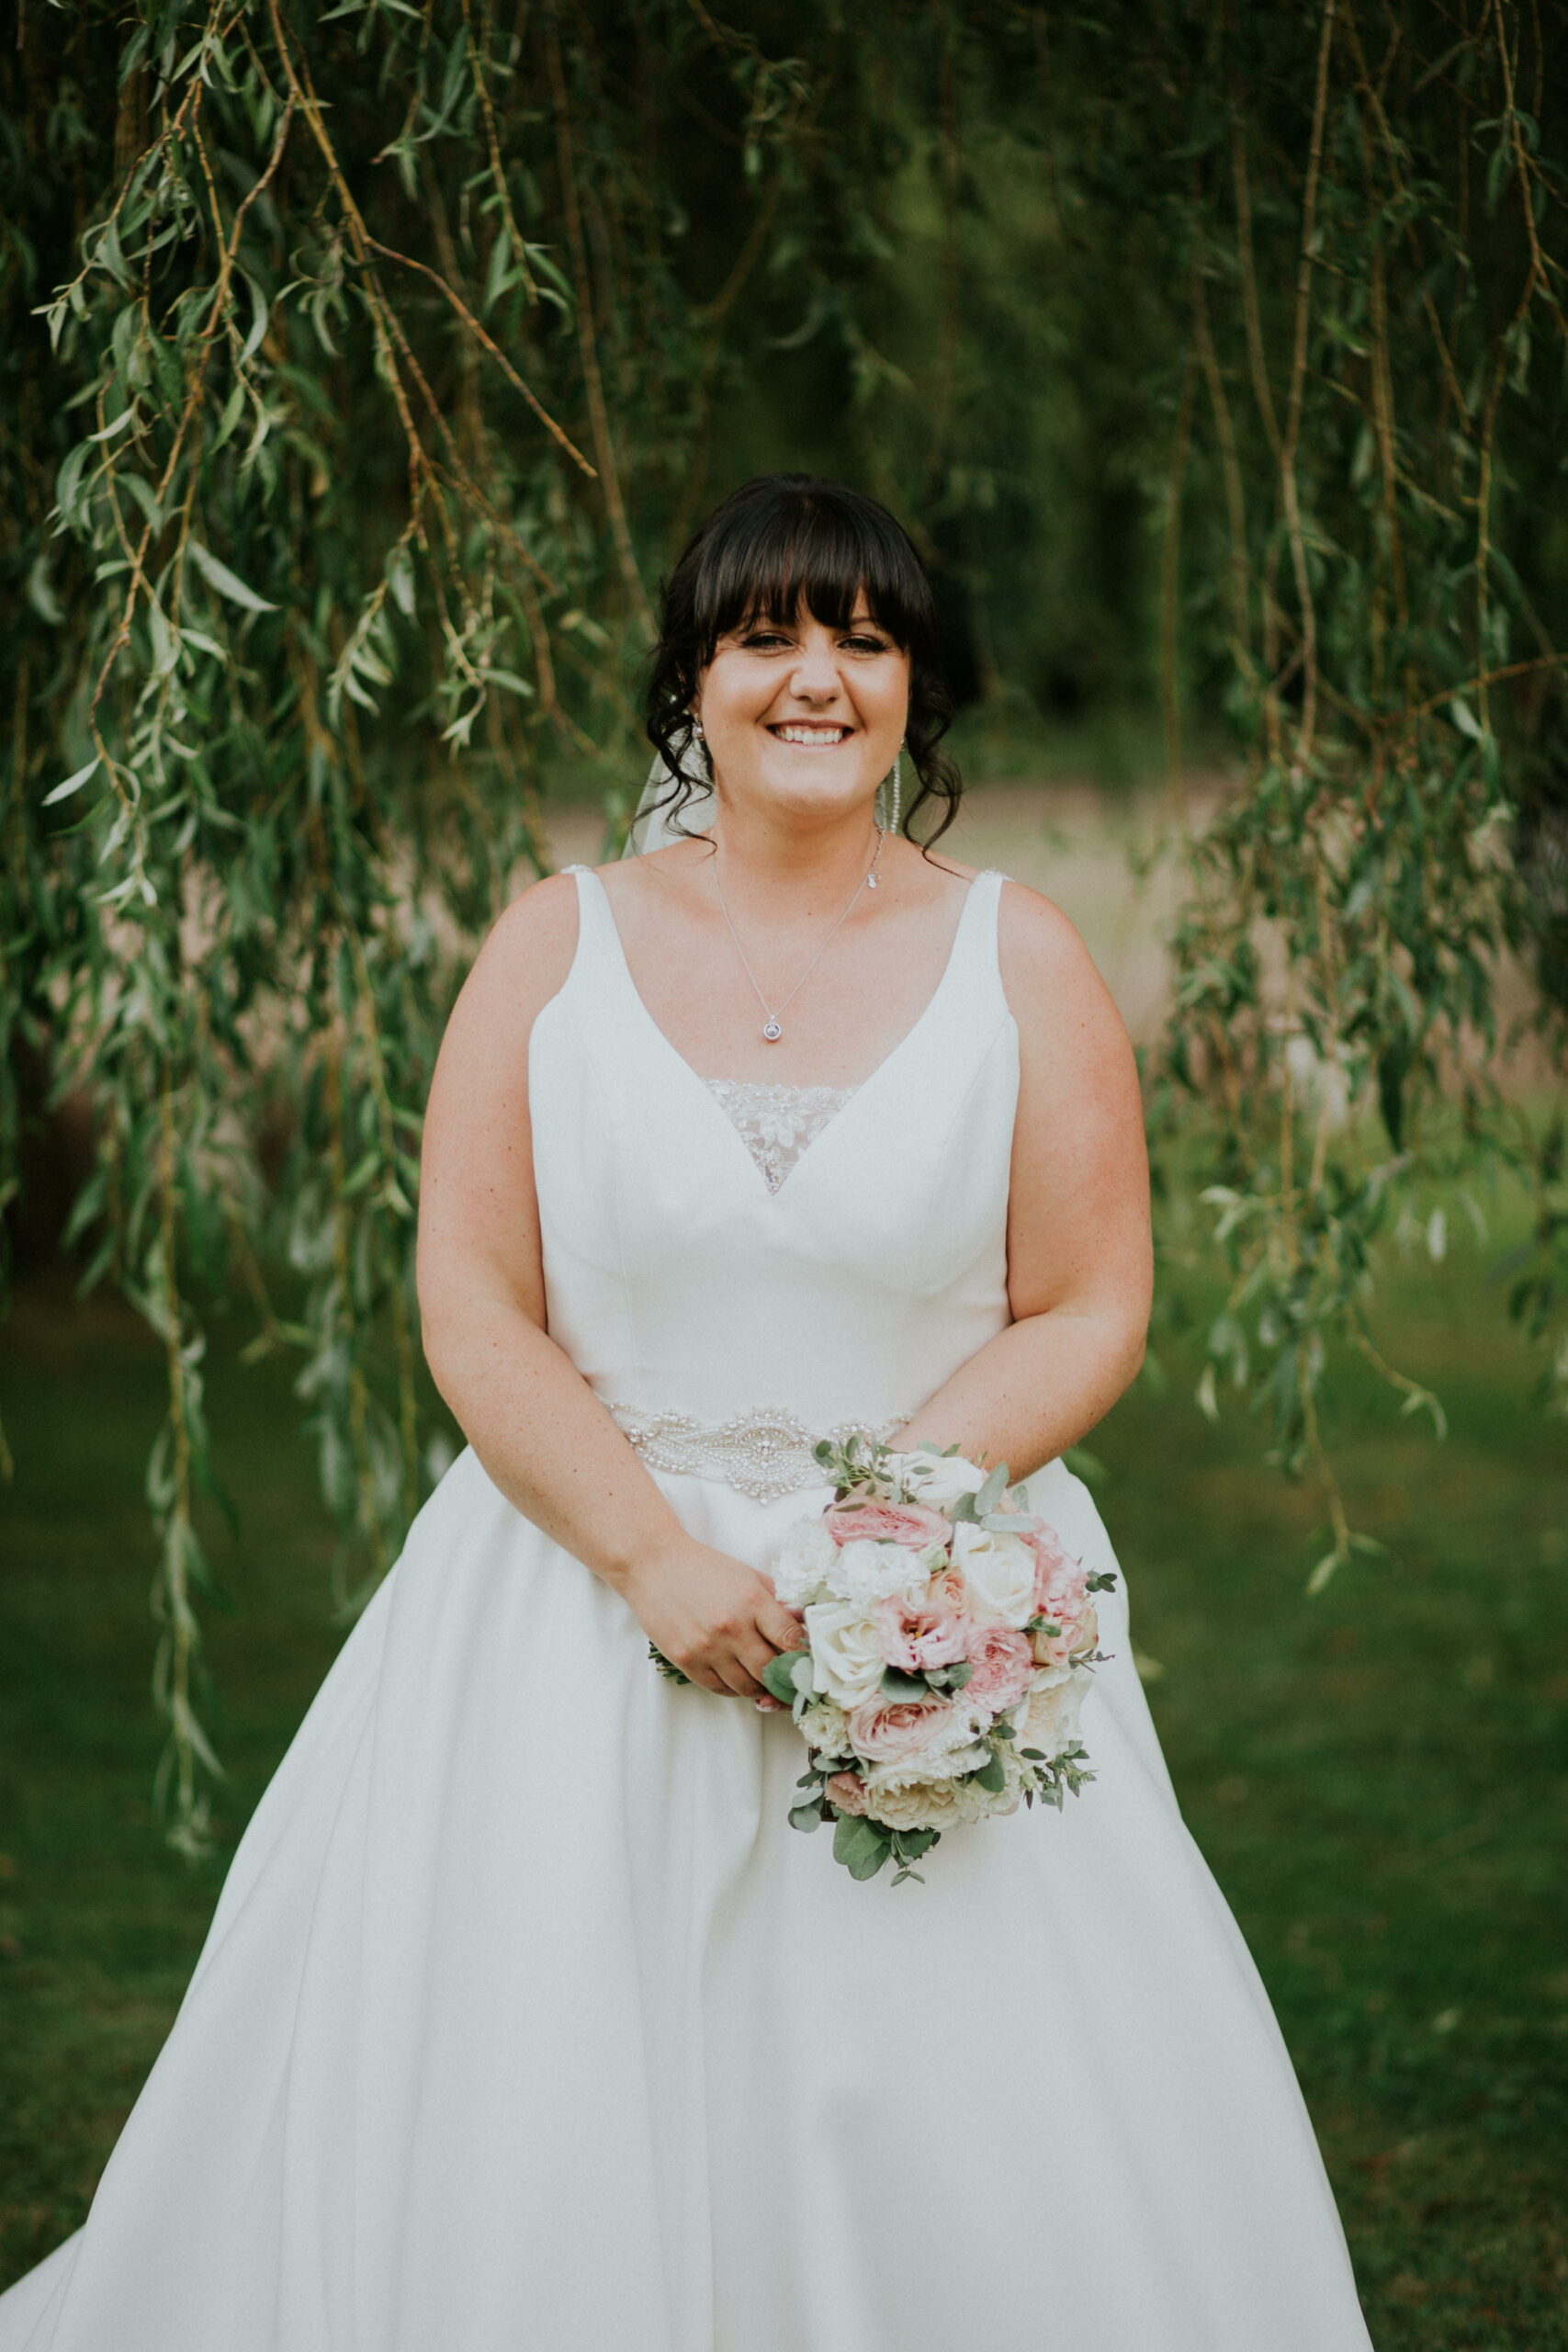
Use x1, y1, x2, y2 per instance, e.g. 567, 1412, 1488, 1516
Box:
548, 865, 634, 1024
947, 868, 1010, 1022
559, 863, 619, 961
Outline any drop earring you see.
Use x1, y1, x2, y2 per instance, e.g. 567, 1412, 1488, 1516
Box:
878, 743, 903, 838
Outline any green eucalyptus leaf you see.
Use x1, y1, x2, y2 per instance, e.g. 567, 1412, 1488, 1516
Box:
834, 1815, 892, 1881
761, 1652, 805, 1706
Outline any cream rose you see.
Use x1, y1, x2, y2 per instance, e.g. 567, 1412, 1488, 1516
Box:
863, 1770, 1011, 1831
771, 1514, 840, 1609
804, 1600, 887, 1708
862, 1776, 967, 1831
797, 1697, 852, 1758
950, 1521, 1036, 1628
892, 1448, 988, 1510
1022, 1671, 1087, 1757
825, 1537, 931, 1611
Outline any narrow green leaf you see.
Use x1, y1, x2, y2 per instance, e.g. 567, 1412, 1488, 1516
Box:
187, 541, 277, 614
43, 757, 100, 807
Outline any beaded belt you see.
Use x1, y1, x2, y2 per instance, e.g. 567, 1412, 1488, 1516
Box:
606, 1401, 905, 1504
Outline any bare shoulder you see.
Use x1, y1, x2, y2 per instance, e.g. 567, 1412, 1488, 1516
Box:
471, 867, 579, 989
996, 877, 1135, 1093
443, 870, 581, 1056
997, 876, 1111, 1001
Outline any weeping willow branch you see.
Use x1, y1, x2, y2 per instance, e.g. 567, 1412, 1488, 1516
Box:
4, 0, 1566, 1852
546, 11, 652, 635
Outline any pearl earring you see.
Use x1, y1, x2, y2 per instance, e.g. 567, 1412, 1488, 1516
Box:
879, 743, 903, 838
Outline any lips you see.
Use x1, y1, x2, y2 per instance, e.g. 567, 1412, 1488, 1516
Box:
770, 724, 852, 747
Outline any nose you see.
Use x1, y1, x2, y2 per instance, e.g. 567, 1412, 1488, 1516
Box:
788, 633, 842, 704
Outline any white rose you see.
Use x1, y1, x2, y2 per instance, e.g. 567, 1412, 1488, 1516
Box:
825, 1537, 930, 1610
893, 1448, 987, 1510
863, 1777, 966, 1832
1022, 1670, 1087, 1757
865, 1769, 1015, 1831
804, 1600, 887, 1708
950, 1522, 1036, 1627
798, 1698, 852, 1758
771, 1514, 839, 1608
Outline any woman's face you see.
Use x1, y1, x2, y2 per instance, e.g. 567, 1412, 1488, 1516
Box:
692, 594, 910, 827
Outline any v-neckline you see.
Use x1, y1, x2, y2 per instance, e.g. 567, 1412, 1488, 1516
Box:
581, 866, 989, 1200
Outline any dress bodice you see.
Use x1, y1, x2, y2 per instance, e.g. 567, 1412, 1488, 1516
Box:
529, 866, 1018, 1478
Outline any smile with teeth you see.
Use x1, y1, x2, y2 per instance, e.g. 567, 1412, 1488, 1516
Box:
771, 723, 851, 747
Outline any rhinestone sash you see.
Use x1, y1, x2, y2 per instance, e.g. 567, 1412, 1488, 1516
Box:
606, 1400, 905, 1503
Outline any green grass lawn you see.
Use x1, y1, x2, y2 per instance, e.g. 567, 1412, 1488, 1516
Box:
2, 1255, 1565, 2347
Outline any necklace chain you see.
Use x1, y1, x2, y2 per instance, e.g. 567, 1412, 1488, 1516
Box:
712, 827, 886, 1042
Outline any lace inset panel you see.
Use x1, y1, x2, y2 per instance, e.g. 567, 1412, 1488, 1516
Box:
705, 1079, 859, 1193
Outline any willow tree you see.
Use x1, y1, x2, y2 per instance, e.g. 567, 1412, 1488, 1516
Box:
3, 0, 1564, 1852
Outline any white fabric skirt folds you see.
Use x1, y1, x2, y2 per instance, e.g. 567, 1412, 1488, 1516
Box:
0, 1451, 1371, 2352
1, 866, 1371, 2346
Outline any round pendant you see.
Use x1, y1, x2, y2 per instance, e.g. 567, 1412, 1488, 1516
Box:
761, 1019, 783, 1042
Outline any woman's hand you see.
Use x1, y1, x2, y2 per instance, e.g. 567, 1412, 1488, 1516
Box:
624, 1537, 806, 1699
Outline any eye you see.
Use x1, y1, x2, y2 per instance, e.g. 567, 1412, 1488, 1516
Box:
842, 631, 892, 654
739, 628, 793, 650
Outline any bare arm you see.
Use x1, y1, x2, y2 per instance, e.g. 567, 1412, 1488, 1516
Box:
893, 881, 1153, 1476
416, 875, 802, 1698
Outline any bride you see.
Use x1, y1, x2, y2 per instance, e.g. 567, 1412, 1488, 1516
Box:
0, 472, 1371, 2350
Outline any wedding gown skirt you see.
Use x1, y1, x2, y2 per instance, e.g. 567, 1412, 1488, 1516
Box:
0, 869, 1371, 2350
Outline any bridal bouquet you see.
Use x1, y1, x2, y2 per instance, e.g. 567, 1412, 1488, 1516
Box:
655, 1437, 1115, 1885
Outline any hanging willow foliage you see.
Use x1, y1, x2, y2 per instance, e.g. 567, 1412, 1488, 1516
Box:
1110, 2, 1568, 1584
2, 0, 1565, 1853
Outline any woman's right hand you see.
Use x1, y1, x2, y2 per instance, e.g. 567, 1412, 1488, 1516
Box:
623, 1537, 806, 1699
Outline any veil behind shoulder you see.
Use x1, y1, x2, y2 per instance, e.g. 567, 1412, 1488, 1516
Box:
624, 753, 712, 857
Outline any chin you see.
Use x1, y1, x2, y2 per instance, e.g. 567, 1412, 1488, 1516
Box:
753, 755, 874, 819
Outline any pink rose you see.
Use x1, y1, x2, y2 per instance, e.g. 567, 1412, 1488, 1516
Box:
824, 1501, 952, 1551
847, 1694, 954, 1764
1032, 1601, 1099, 1668
961, 1624, 1035, 1713
873, 1593, 968, 1672
824, 1770, 869, 1815
927, 1565, 969, 1617
1023, 1521, 1077, 1603
1024, 1529, 1095, 1666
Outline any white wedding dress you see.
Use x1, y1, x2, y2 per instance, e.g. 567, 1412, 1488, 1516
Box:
0, 865, 1371, 2351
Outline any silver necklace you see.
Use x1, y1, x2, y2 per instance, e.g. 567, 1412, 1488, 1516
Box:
712, 827, 886, 1042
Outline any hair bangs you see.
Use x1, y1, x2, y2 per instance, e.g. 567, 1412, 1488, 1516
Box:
691, 481, 931, 661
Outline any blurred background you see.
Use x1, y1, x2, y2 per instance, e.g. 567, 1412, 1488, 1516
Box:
3, 6, 1566, 2343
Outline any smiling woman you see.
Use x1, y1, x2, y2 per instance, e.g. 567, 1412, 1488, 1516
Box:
643, 472, 963, 849
0, 474, 1371, 2352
